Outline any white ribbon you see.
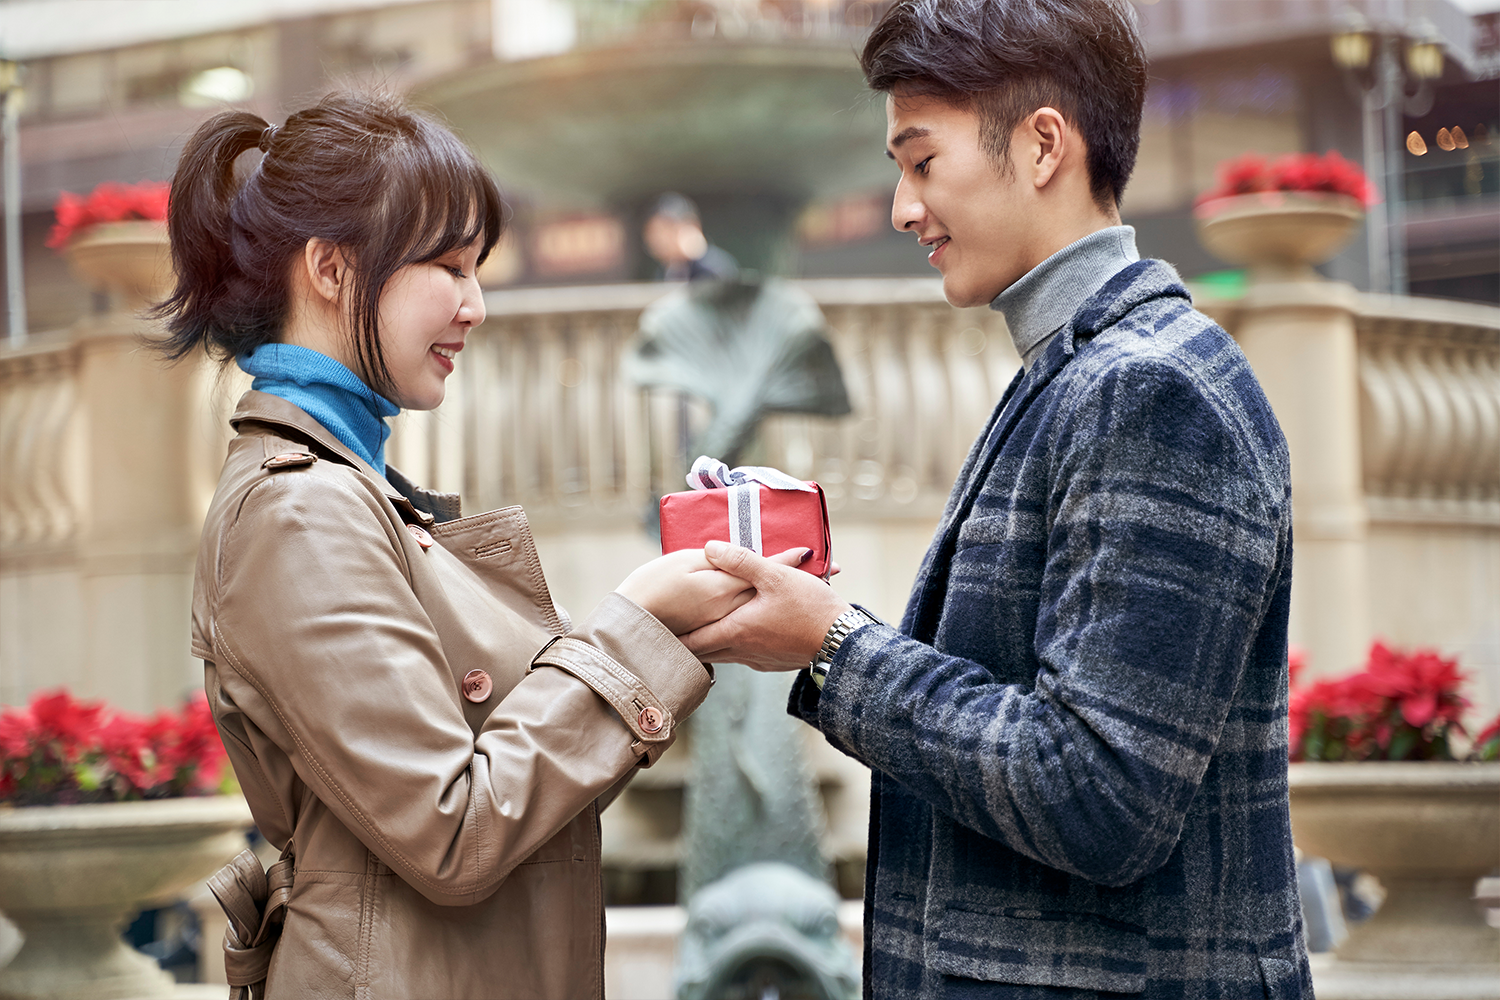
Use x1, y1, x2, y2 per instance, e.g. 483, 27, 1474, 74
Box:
685, 455, 815, 556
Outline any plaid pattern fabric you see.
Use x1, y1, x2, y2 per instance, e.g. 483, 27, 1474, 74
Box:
791, 260, 1313, 999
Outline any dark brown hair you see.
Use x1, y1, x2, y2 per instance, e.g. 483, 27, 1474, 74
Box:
155, 92, 504, 395
861, 0, 1146, 210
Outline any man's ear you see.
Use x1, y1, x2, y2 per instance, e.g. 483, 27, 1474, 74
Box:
301, 238, 348, 306
1026, 107, 1070, 190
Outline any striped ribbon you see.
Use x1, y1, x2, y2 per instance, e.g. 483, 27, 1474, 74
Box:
686, 455, 815, 556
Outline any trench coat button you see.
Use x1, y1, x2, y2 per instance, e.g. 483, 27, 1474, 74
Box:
262, 451, 316, 469
462, 669, 493, 703
638, 706, 663, 734
406, 524, 434, 549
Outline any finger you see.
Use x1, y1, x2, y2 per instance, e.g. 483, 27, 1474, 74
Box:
702, 539, 775, 584
766, 547, 812, 567
828, 560, 842, 577
681, 617, 734, 658
664, 548, 714, 572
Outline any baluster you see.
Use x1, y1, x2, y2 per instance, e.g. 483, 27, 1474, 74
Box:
1406, 329, 1457, 500
1358, 332, 1403, 497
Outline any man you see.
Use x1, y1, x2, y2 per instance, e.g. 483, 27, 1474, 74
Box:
683, 1, 1312, 997
643, 192, 739, 282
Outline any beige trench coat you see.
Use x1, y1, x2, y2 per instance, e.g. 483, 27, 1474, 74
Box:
193, 392, 712, 999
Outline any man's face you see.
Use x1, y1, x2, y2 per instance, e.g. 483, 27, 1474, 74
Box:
885, 91, 1033, 308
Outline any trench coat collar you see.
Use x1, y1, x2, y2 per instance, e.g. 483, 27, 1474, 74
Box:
230, 389, 428, 518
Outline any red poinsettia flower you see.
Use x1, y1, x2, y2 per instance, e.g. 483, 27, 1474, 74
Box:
1287, 641, 1472, 762
1, 688, 229, 805
44, 180, 171, 251
1197, 150, 1380, 210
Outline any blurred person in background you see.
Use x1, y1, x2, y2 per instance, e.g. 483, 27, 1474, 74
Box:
155, 91, 773, 999
642, 191, 739, 281
680, 1, 1312, 997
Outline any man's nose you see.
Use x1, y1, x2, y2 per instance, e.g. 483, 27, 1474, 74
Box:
891, 175, 924, 233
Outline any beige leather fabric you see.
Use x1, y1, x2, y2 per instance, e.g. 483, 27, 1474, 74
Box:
193, 391, 712, 999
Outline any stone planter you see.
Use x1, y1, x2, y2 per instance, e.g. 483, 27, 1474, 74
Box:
1194, 191, 1363, 284
1288, 761, 1500, 1000
65, 220, 172, 312
0, 795, 253, 1000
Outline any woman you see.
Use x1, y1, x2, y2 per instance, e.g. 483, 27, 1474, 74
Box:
160, 93, 750, 998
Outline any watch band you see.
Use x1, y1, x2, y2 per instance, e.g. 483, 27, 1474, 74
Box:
809, 608, 877, 689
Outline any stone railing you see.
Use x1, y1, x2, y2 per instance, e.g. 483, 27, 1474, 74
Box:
390, 281, 1500, 534
5, 277, 1494, 707
388, 279, 1020, 526
1353, 296, 1500, 527
0, 332, 84, 561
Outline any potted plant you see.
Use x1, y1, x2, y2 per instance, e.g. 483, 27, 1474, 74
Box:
1286, 643, 1500, 998
0, 689, 251, 1000
46, 181, 172, 310
1194, 151, 1377, 283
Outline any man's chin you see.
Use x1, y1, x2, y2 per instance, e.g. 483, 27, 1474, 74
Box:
940, 275, 995, 310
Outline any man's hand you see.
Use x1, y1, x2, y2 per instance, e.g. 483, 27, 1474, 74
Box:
680, 540, 853, 671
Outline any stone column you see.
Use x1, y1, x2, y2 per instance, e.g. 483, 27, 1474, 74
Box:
1196, 193, 1373, 678
66, 222, 221, 712
1234, 281, 1371, 678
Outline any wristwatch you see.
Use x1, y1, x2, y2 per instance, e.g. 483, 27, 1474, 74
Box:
809, 608, 878, 689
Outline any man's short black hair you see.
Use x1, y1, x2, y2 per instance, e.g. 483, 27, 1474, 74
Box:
861, 0, 1147, 211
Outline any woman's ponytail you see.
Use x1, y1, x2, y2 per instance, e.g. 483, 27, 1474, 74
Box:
154, 111, 271, 362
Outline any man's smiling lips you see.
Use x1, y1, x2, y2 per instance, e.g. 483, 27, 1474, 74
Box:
922, 235, 950, 265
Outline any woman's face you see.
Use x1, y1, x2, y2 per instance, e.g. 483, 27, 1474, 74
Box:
376, 237, 486, 410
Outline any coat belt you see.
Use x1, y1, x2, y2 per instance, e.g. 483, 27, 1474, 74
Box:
207, 847, 295, 999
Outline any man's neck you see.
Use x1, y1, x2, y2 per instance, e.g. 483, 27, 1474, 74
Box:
991, 226, 1140, 370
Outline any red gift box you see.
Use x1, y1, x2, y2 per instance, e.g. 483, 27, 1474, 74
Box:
659, 481, 832, 577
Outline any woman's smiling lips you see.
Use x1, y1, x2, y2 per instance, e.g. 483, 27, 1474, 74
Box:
430, 342, 461, 373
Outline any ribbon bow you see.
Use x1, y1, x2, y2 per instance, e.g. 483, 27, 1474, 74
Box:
686, 455, 814, 555
686, 455, 816, 494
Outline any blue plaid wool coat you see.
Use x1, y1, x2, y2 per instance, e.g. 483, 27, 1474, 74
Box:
791, 259, 1313, 998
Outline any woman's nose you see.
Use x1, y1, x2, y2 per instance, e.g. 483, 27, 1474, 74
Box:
459, 276, 486, 327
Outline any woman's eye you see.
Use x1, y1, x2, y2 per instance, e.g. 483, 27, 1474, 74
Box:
443, 264, 466, 279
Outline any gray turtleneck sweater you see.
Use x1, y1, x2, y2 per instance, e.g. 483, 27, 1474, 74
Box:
990, 225, 1141, 370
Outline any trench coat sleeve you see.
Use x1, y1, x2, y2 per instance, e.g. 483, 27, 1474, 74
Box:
208, 471, 711, 907
805, 355, 1289, 887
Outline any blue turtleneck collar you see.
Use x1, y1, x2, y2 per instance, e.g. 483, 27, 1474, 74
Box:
237, 343, 399, 475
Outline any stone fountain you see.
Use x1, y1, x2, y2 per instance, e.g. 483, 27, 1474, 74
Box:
420, 37, 890, 273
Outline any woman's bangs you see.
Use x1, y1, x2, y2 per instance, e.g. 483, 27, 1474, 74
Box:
395, 143, 504, 266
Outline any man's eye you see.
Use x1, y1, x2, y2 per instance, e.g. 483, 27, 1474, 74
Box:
916, 156, 933, 175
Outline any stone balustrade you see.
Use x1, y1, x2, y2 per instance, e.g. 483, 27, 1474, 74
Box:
1353, 296, 1500, 526
0, 333, 84, 558
387, 279, 1020, 527
5, 278, 1498, 700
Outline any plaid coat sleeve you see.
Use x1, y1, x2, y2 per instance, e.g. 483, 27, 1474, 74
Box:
805, 336, 1291, 888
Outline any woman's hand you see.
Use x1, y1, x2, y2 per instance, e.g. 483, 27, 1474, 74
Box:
615, 546, 814, 636
615, 549, 752, 635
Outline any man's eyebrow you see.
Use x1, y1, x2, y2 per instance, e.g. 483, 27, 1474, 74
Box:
885, 126, 931, 158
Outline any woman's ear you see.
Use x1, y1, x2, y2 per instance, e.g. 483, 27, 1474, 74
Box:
301, 238, 349, 306
1026, 107, 1070, 190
